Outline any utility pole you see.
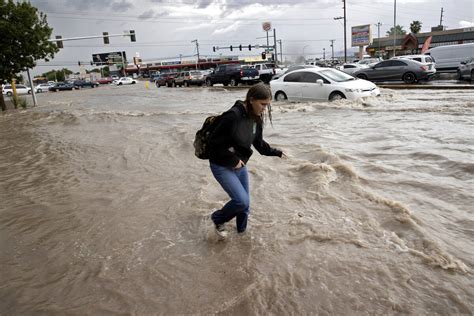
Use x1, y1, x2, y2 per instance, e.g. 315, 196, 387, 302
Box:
375, 22, 382, 57
333, 0, 347, 62
191, 39, 200, 70
323, 48, 326, 60
277, 40, 283, 64
439, 7, 444, 26
393, 0, 397, 57
330, 40, 335, 61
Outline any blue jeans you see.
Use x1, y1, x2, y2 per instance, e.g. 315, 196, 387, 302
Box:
210, 162, 250, 233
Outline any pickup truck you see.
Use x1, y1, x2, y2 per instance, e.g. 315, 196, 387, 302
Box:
205, 64, 259, 86
252, 63, 278, 83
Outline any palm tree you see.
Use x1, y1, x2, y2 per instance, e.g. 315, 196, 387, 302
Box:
386, 25, 407, 36
410, 21, 422, 34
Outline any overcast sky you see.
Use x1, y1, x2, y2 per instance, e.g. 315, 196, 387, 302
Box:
29, 0, 473, 75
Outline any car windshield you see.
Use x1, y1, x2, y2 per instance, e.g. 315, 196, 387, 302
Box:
190, 71, 201, 75
319, 69, 355, 82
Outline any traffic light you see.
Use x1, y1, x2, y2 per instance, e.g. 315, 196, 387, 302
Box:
239, 44, 242, 51
90, 61, 94, 66
78, 61, 81, 66
213, 46, 216, 52
248, 45, 252, 51
103, 32, 109, 44
55, 35, 63, 49
261, 52, 266, 60
230, 45, 233, 51
130, 30, 136, 42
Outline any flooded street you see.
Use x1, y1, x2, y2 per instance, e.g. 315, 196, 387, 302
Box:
1, 84, 473, 314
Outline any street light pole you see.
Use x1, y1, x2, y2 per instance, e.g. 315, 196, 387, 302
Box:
343, 0, 347, 63
393, 0, 397, 57
375, 22, 382, 57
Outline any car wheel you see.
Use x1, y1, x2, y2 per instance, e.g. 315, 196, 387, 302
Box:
402, 72, 416, 84
118, 82, 122, 85
37, 89, 42, 93
132, 81, 136, 84
206, 79, 213, 87
456, 70, 463, 81
230, 78, 237, 86
6, 91, 12, 96
329, 91, 346, 101
356, 74, 368, 80
275, 91, 287, 101
156, 82, 160, 88
28, 90, 31, 94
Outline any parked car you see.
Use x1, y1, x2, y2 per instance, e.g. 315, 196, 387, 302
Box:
339, 63, 369, 75
174, 70, 205, 87
271, 64, 320, 81
113, 77, 137, 85
155, 73, 177, 87
357, 57, 383, 66
205, 64, 259, 86
456, 57, 474, 81
96, 77, 114, 84
35, 83, 54, 93
392, 55, 436, 74
270, 67, 380, 102
425, 43, 474, 72
2, 84, 32, 96
73, 80, 99, 88
48, 82, 75, 92
111, 75, 119, 80
353, 59, 434, 83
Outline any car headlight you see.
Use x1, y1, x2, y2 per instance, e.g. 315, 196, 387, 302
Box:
345, 88, 362, 93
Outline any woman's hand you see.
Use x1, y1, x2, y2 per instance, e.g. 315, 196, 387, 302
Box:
281, 152, 290, 159
235, 160, 245, 169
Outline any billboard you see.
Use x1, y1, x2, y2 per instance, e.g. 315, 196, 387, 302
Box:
92, 51, 127, 65
351, 25, 372, 46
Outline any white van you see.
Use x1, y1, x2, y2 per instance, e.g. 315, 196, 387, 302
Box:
425, 43, 474, 72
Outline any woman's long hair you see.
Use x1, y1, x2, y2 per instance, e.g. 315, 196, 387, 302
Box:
244, 83, 273, 126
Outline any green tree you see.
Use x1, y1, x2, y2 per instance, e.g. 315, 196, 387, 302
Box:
0, 0, 58, 111
386, 25, 407, 36
410, 20, 422, 34
42, 68, 72, 82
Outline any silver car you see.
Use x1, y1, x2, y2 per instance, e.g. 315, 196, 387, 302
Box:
456, 57, 474, 81
353, 59, 435, 84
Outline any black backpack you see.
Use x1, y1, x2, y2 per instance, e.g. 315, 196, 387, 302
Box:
193, 108, 237, 160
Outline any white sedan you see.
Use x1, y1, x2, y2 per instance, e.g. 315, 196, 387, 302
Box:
270, 67, 380, 102
2, 84, 31, 96
113, 77, 137, 85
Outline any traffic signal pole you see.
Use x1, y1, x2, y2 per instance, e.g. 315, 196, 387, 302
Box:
48, 32, 135, 43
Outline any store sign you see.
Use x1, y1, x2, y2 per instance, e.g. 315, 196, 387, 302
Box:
262, 22, 271, 32
351, 24, 372, 47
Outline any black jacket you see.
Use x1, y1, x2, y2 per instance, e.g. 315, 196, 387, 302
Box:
209, 101, 282, 168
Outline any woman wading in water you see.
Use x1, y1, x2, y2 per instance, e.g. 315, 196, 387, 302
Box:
208, 83, 286, 238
